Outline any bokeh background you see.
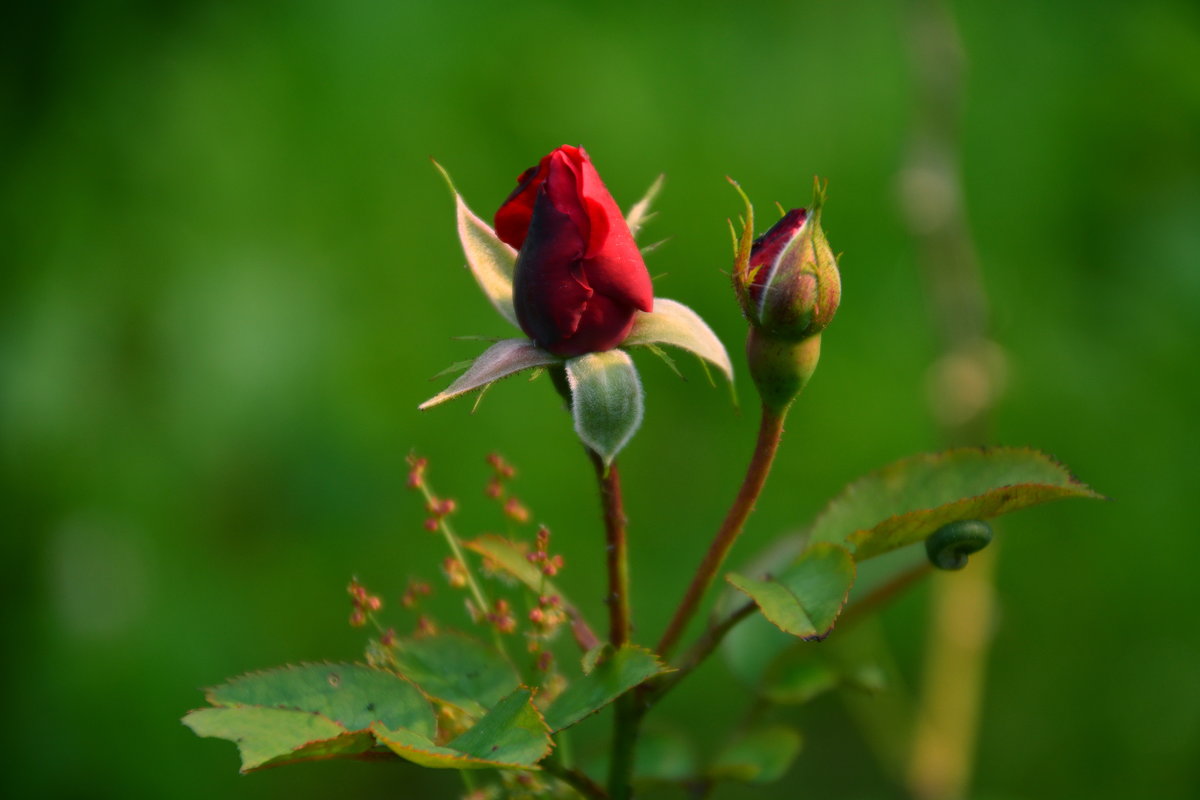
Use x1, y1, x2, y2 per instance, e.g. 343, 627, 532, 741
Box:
3, 0, 1198, 798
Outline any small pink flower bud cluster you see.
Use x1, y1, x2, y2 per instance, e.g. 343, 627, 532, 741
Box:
441, 556, 468, 589
485, 452, 516, 497
529, 594, 567, 634
423, 496, 457, 532
487, 598, 517, 634
485, 453, 531, 524
401, 579, 432, 609
347, 577, 383, 628
406, 455, 427, 489
525, 525, 564, 576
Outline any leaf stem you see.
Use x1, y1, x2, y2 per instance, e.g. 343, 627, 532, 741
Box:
655, 402, 787, 660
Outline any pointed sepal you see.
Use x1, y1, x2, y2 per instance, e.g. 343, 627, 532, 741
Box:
420, 339, 560, 410
433, 160, 520, 328
625, 173, 665, 239
624, 297, 734, 383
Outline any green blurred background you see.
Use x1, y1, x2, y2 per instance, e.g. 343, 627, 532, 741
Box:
3, 0, 1197, 797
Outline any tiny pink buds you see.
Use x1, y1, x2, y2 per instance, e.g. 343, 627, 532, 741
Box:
348, 577, 384, 626
503, 496, 530, 524
401, 579, 432, 609
415, 615, 438, 637
442, 557, 468, 589
488, 599, 517, 634
406, 455, 428, 489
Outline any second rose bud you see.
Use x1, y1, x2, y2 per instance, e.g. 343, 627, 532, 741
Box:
741, 182, 840, 342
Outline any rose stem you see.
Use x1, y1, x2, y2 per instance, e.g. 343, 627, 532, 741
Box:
588, 450, 631, 647
581, 450, 640, 800
655, 402, 787, 660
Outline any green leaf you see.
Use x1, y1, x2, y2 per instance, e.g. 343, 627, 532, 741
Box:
761, 654, 842, 705
727, 542, 856, 640
544, 645, 670, 732
807, 447, 1103, 561
390, 634, 519, 717
709, 725, 803, 783
565, 349, 644, 467
371, 688, 552, 770
419, 339, 560, 410
624, 298, 734, 384
625, 173, 664, 239
583, 728, 697, 785
205, 663, 437, 737
433, 160, 519, 327
182, 707, 378, 772
464, 534, 598, 650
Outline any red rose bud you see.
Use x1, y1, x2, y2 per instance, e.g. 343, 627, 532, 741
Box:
744, 186, 840, 342
495, 145, 654, 357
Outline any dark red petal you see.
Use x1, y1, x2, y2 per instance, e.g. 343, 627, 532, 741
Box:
495, 156, 553, 249
547, 294, 638, 357
512, 186, 592, 349
748, 208, 808, 301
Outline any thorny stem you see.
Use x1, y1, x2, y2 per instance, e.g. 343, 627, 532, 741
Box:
655, 402, 787, 660
589, 451, 631, 647
415, 481, 517, 671
582, 451, 639, 800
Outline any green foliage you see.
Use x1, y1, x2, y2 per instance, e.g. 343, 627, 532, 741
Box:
389, 634, 520, 717
809, 447, 1101, 561
182, 663, 437, 772
544, 645, 670, 732
709, 725, 804, 784
565, 350, 645, 467
183, 708, 376, 772
727, 542, 856, 640
203, 663, 436, 735
372, 689, 552, 770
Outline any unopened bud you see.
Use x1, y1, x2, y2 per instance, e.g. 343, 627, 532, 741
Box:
742, 180, 840, 342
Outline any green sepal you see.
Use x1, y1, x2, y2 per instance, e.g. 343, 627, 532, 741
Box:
625, 173, 664, 239
565, 349, 645, 467
420, 339, 560, 410
432, 160, 520, 327
624, 297, 734, 384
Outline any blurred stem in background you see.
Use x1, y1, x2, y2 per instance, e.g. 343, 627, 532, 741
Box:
898, 1, 1008, 799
